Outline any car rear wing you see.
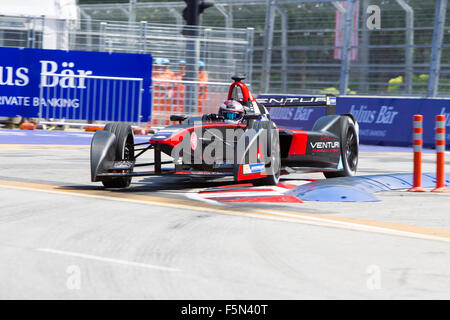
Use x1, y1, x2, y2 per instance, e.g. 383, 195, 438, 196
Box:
256, 94, 337, 115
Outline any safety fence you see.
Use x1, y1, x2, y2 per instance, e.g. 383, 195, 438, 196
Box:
0, 15, 253, 126
151, 79, 229, 128
37, 74, 230, 129
0, 15, 253, 84
38, 74, 145, 125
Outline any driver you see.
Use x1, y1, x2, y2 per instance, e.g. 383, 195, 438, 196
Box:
218, 100, 245, 122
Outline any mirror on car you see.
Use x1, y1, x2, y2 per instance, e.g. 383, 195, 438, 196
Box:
170, 115, 187, 123
243, 114, 262, 120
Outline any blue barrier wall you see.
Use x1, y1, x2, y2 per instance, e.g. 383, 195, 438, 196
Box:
260, 95, 450, 148
338, 97, 450, 147
0, 47, 152, 122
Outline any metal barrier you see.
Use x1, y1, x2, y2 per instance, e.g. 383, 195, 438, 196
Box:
0, 15, 252, 83
0, 14, 253, 126
151, 79, 229, 128
38, 73, 144, 126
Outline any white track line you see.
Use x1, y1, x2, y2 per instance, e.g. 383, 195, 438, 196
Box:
200, 191, 284, 198
190, 185, 297, 202
270, 186, 296, 192
37, 248, 181, 272
248, 185, 293, 193
185, 189, 225, 205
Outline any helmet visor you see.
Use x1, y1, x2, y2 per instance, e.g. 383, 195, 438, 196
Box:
223, 112, 239, 120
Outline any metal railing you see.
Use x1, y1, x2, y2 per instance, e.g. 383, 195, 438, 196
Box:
38, 73, 144, 125
151, 78, 230, 128
0, 15, 253, 83
0, 14, 253, 126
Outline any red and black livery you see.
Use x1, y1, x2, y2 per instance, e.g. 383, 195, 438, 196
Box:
90, 76, 359, 188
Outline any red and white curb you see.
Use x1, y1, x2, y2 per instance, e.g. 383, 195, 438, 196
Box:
186, 181, 313, 204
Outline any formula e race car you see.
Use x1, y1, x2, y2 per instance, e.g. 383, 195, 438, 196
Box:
90, 76, 359, 188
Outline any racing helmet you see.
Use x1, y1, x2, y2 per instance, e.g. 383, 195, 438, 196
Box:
218, 100, 245, 121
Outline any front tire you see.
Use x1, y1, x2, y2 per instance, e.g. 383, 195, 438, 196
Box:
253, 129, 281, 186
324, 117, 358, 179
101, 123, 134, 188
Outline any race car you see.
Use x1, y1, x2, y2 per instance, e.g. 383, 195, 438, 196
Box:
90, 76, 359, 188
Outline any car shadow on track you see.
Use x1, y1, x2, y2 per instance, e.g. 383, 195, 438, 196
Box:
59, 176, 311, 193
57, 177, 249, 194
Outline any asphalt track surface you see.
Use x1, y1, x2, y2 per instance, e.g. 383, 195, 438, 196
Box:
0, 129, 450, 299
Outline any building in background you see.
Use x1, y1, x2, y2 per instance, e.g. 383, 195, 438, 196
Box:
0, 0, 77, 50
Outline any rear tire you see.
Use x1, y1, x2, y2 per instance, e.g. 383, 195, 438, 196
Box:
101, 123, 134, 188
324, 117, 358, 179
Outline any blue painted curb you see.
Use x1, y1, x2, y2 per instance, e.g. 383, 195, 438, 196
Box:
287, 173, 450, 202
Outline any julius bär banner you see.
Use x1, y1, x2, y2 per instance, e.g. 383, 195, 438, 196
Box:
258, 94, 450, 147
338, 97, 450, 148
0, 47, 152, 122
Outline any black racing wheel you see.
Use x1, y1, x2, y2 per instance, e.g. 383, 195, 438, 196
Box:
101, 123, 134, 188
324, 116, 358, 179
253, 128, 281, 186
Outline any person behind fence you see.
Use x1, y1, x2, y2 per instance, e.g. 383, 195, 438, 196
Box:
152, 58, 174, 126
152, 57, 163, 126
198, 60, 209, 114
173, 60, 186, 114
164, 58, 175, 81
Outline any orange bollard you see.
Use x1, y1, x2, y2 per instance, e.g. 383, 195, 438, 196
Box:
431, 114, 450, 193
19, 122, 36, 130
408, 114, 426, 192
